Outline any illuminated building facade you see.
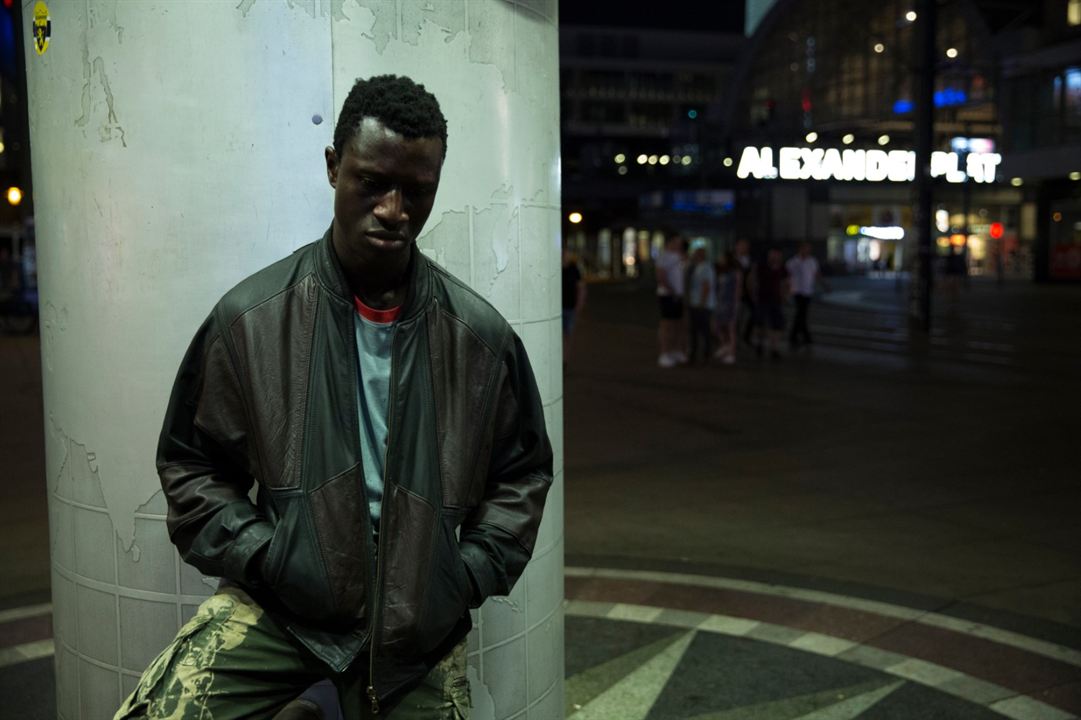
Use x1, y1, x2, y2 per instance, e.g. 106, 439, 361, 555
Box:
712, 0, 1081, 280
560, 25, 743, 277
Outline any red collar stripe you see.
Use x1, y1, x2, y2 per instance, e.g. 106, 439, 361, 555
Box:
354, 296, 402, 324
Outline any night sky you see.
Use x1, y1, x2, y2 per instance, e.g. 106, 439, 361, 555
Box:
559, 0, 747, 35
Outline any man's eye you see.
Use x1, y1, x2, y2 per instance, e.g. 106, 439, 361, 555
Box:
356, 174, 388, 188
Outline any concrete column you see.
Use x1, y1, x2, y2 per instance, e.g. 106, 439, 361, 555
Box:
25, 2, 562, 718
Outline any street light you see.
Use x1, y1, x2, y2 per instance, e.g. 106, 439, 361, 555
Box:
905, 10, 917, 21
722, 157, 733, 167
568, 212, 583, 224
874, 43, 885, 53
1069, 171, 1080, 181
1010, 177, 1023, 187
6, 187, 22, 206
945, 47, 958, 59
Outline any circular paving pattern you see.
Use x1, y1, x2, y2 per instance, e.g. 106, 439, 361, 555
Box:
564, 567, 1080, 720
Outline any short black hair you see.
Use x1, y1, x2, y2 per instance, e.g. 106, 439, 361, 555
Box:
333, 74, 447, 160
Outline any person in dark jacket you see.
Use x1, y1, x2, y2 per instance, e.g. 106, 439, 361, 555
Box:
115, 75, 553, 720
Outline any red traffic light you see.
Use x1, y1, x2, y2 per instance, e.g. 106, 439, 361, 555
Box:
989, 222, 1004, 240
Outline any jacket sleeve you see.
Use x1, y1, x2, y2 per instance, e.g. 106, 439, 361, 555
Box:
459, 331, 554, 607
156, 309, 274, 585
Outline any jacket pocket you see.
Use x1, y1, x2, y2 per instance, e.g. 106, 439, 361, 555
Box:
380, 487, 472, 657
415, 516, 472, 656
380, 485, 436, 655
262, 493, 340, 624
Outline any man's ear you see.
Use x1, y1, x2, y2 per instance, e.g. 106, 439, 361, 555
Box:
325, 146, 339, 189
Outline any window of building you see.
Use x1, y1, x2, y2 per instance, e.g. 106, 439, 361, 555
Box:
1068, 0, 1081, 26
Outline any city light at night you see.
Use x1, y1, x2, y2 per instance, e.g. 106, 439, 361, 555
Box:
2, 4, 1079, 717
736, 145, 1001, 183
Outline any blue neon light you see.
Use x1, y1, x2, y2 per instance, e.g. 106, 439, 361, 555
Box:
934, 88, 967, 107
893, 88, 967, 114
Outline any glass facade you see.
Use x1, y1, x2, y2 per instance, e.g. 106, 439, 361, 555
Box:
736, 0, 996, 144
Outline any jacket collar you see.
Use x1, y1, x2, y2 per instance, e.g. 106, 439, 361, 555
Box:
316, 225, 431, 322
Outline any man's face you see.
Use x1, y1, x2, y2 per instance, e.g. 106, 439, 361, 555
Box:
325, 117, 443, 283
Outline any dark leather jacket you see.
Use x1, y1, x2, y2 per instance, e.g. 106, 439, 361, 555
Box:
157, 229, 553, 700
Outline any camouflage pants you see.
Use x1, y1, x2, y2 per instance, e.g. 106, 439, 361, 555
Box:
114, 587, 471, 720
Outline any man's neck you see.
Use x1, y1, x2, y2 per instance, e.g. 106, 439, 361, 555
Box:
349, 267, 409, 310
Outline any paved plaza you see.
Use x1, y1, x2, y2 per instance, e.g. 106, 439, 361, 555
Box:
1, 276, 1079, 718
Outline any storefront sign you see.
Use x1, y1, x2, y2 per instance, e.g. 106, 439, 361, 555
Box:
736, 146, 1002, 184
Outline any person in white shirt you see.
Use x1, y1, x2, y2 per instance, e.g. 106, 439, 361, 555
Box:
785, 241, 828, 349
655, 234, 687, 368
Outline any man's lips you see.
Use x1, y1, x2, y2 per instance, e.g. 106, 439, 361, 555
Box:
364, 231, 408, 249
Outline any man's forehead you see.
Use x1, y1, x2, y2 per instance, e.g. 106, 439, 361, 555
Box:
345, 117, 443, 157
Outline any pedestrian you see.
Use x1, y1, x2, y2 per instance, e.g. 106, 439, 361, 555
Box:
0, 246, 16, 300
115, 75, 553, 719
713, 251, 741, 364
754, 247, 789, 360
944, 245, 966, 301
687, 239, 715, 364
562, 247, 587, 367
734, 238, 756, 347
655, 234, 687, 368
785, 241, 826, 350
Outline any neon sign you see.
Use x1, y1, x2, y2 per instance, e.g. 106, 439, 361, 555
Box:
736, 146, 1002, 184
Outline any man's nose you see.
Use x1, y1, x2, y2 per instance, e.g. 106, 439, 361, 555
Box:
374, 189, 407, 227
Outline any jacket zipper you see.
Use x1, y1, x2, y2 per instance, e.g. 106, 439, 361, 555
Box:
367, 324, 400, 715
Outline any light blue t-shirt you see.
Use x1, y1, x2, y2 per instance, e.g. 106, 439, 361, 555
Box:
353, 307, 397, 539
689, 261, 716, 310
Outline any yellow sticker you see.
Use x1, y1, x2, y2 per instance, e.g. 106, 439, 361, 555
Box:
32, 2, 51, 56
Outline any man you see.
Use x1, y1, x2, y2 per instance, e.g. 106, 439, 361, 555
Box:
754, 247, 789, 360
655, 234, 687, 368
785, 241, 826, 349
686, 239, 715, 364
734, 238, 755, 347
561, 247, 587, 367
116, 75, 553, 719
